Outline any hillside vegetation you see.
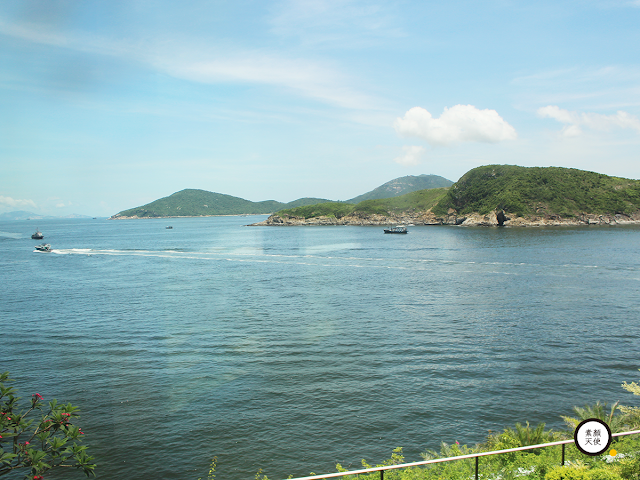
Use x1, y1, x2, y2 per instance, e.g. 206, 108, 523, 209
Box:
277, 188, 449, 219
431, 165, 640, 218
112, 189, 332, 218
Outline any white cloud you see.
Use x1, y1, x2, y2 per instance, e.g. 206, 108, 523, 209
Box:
394, 105, 517, 146
0, 195, 37, 209
537, 105, 640, 137
394, 145, 425, 166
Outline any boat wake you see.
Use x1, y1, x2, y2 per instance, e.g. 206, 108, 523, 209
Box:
48, 247, 636, 277
0, 231, 23, 239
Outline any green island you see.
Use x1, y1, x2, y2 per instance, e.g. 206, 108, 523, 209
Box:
255, 165, 640, 227
110, 189, 333, 218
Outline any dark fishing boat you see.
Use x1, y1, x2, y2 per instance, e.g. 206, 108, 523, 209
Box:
31, 229, 44, 239
384, 226, 408, 234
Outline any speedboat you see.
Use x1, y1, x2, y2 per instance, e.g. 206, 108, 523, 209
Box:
31, 229, 44, 239
34, 243, 51, 252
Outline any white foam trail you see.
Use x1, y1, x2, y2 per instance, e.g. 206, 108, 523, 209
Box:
0, 231, 22, 239
303, 243, 360, 254
50, 247, 626, 274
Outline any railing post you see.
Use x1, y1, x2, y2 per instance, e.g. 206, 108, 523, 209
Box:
561, 443, 565, 466
380, 469, 383, 480
475, 456, 479, 480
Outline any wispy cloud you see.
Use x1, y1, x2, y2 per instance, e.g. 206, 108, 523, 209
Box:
538, 105, 640, 137
395, 105, 517, 147
0, 195, 37, 209
0, 17, 378, 110
157, 52, 374, 109
512, 65, 640, 110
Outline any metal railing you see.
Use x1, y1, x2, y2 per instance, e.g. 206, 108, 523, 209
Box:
285, 429, 640, 480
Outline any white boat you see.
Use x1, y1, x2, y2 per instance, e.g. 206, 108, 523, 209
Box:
34, 243, 51, 252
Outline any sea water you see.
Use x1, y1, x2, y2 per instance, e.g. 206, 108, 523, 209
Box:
1, 217, 640, 479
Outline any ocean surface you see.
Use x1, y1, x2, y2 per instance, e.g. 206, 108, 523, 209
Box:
1, 217, 640, 479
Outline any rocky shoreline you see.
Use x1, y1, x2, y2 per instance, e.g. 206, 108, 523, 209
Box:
248, 210, 640, 227
109, 214, 268, 220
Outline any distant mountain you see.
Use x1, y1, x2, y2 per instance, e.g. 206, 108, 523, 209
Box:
111, 175, 454, 219
111, 189, 334, 218
347, 174, 453, 203
0, 211, 93, 221
0, 210, 39, 221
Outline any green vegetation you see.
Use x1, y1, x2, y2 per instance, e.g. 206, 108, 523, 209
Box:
252, 432, 640, 480
254, 423, 640, 480
357, 188, 450, 215
251, 371, 640, 480
277, 202, 357, 219
432, 165, 640, 218
347, 174, 453, 203
0, 372, 95, 479
112, 189, 333, 218
277, 188, 449, 219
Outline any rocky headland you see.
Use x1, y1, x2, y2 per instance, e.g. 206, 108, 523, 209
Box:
249, 210, 640, 227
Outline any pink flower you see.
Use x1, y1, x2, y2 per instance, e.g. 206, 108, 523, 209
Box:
455, 441, 460, 445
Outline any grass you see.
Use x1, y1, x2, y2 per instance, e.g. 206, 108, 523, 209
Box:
276, 188, 449, 219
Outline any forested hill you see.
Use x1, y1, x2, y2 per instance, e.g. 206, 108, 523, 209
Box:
431, 165, 640, 217
111, 189, 332, 218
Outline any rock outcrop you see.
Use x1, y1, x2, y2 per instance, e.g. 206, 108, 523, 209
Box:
249, 210, 640, 227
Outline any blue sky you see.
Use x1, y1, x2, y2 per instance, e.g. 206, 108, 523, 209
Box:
1, 0, 640, 216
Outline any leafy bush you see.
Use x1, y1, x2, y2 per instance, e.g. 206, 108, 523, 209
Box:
0, 372, 95, 479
